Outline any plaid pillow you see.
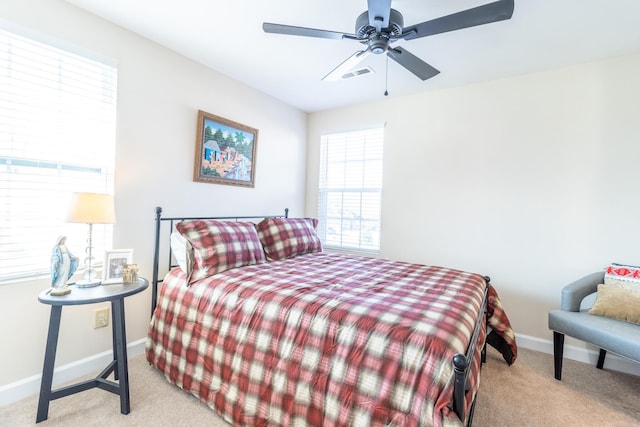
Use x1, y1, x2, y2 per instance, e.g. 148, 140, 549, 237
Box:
256, 217, 322, 261
604, 263, 640, 292
175, 220, 266, 283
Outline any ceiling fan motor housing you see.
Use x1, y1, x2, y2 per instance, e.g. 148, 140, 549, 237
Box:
356, 9, 404, 55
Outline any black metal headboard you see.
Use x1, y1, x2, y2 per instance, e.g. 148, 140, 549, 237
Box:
151, 206, 289, 316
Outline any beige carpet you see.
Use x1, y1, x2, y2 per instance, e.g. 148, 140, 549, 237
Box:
474, 348, 640, 427
1, 348, 638, 426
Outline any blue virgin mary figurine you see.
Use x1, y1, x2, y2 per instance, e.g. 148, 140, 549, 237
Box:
50, 236, 78, 295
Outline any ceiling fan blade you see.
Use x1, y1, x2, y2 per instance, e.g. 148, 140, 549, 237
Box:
322, 50, 371, 81
402, 0, 514, 41
387, 47, 440, 81
263, 22, 351, 40
367, 0, 392, 32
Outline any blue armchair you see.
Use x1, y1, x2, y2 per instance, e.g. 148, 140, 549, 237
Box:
548, 271, 640, 380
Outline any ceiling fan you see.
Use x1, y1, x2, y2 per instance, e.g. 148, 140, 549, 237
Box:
263, 0, 514, 82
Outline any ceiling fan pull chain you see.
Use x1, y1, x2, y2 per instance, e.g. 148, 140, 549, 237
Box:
384, 55, 389, 96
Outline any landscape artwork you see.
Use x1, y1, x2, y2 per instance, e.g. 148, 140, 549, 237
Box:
193, 110, 258, 187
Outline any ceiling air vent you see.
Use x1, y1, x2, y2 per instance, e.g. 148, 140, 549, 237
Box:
341, 67, 374, 80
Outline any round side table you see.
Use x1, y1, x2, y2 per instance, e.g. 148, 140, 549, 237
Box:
36, 278, 148, 423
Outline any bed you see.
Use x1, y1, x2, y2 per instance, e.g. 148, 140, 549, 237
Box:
146, 207, 517, 427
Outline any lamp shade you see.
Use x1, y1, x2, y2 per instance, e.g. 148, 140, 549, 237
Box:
66, 192, 115, 224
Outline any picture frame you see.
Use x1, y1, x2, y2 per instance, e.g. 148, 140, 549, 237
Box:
102, 249, 133, 284
194, 110, 258, 187
122, 263, 139, 284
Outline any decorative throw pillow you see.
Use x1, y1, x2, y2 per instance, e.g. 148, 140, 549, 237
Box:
175, 220, 266, 283
256, 217, 323, 261
589, 284, 640, 325
604, 263, 640, 292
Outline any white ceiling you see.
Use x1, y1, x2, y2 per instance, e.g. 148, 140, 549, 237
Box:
65, 0, 640, 113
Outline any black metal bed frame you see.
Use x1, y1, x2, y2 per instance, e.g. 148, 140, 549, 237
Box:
150, 206, 488, 426
455, 279, 489, 426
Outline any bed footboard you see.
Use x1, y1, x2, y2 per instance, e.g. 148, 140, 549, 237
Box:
452, 275, 490, 425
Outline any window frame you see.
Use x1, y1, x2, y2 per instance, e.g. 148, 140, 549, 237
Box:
0, 23, 118, 283
317, 126, 384, 253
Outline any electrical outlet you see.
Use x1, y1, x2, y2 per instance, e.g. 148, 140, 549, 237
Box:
94, 307, 110, 329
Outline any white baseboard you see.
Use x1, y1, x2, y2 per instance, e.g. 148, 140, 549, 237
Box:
515, 333, 640, 377
0, 338, 146, 407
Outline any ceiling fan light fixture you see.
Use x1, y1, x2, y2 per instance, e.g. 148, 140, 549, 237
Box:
369, 34, 390, 54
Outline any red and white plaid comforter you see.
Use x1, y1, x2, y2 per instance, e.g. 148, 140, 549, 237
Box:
146, 252, 514, 426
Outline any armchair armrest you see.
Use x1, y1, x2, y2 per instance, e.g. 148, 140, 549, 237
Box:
560, 271, 605, 312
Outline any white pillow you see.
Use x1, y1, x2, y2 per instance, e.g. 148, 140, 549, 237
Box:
170, 231, 194, 278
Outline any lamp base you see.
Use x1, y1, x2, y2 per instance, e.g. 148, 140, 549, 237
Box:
76, 279, 102, 288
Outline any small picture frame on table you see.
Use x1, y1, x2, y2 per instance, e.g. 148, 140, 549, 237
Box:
122, 264, 139, 284
103, 249, 133, 284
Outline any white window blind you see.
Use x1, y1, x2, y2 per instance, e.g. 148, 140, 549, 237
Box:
318, 127, 384, 251
0, 27, 117, 282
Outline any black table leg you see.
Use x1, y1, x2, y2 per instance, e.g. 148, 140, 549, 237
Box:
110, 302, 119, 381
112, 298, 130, 414
36, 305, 62, 423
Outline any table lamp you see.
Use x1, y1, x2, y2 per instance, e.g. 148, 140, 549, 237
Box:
66, 192, 115, 287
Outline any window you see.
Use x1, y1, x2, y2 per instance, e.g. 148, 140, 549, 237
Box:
0, 26, 117, 282
318, 127, 384, 252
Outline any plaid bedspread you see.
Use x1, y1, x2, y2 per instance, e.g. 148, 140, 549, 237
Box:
146, 252, 515, 427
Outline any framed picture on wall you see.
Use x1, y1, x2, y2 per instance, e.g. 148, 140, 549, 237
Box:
193, 110, 258, 188
103, 249, 133, 284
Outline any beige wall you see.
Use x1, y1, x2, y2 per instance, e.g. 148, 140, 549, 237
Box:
307, 54, 640, 345
0, 0, 307, 386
